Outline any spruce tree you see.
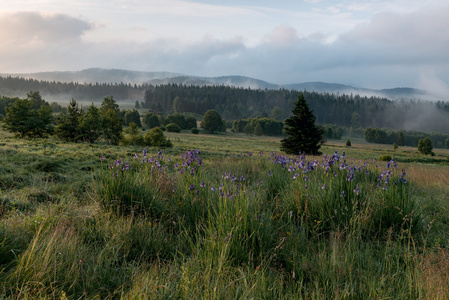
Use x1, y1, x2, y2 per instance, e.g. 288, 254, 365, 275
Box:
55, 98, 81, 142
281, 92, 324, 155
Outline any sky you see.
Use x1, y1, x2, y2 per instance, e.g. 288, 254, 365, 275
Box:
1, 0, 449, 94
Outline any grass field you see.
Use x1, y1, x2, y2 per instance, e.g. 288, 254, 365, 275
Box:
1, 128, 449, 299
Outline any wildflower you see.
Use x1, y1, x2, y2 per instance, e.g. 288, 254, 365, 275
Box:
353, 186, 360, 195
143, 148, 147, 157
100, 155, 105, 160
268, 170, 273, 176
134, 153, 139, 159
189, 183, 195, 190
148, 221, 152, 227
321, 184, 326, 190
124, 161, 130, 170
200, 182, 206, 188
305, 176, 308, 182
211, 186, 216, 192
340, 191, 345, 198
288, 211, 293, 218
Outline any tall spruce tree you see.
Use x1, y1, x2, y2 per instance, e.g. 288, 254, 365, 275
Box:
281, 92, 324, 155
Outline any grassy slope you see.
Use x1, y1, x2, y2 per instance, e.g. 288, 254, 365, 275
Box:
1, 128, 449, 299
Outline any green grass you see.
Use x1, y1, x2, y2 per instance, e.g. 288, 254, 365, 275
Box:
1, 129, 449, 298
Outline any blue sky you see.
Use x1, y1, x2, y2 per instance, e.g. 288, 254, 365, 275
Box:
1, 0, 449, 94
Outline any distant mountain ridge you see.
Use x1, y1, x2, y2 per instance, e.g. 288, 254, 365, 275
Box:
0, 68, 438, 101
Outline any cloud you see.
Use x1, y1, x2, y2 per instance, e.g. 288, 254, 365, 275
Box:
342, 6, 449, 54
1, 4, 449, 94
264, 25, 299, 46
0, 11, 92, 45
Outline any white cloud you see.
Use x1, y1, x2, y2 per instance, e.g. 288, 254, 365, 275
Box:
1, 2, 449, 93
265, 25, 299, 46
0, 11, 92, 45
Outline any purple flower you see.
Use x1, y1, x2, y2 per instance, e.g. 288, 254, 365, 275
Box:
211, 187, 216, 192
124, 161, 130, 170
200, 182, 206, 188
189, 183, 195, 190
354, 186, 360, 195
321, 184, 326, 190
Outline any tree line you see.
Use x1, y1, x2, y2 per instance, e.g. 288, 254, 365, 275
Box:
364, 128, 449, 149
1, 91, 171, 147
3, 77, 449, 134
142, 84, 449, 134
0, 76, 147, 101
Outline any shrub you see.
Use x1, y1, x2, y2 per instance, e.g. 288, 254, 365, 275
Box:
191, 128, 200, 134
165, 123, 182, 133
418, 137, 433, 155
378, 155, 392, 161
143, 127, 172, 147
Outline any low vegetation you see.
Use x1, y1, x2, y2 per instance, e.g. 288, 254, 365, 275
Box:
0, 127, 448, 299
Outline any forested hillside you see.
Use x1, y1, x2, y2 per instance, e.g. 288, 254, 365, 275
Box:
143, 84, 449, 134
0, 76, 147, 101
2, 75, 449, 134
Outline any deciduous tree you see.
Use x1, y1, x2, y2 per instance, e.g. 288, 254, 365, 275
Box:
2, 97, 53, 138
201, 110, 224, 133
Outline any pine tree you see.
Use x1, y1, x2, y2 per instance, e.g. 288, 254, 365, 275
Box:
55, 98, 81, 142
281, 92, 324, 155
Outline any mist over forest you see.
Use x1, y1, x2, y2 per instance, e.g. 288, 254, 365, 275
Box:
1, 69, 449, 136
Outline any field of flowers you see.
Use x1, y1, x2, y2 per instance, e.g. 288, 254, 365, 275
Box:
1, 133, 449, 298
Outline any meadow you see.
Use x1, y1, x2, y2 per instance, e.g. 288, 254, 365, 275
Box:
1, 128, 449, 299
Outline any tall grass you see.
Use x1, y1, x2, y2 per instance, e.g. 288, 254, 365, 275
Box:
1, 135, 448, 298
